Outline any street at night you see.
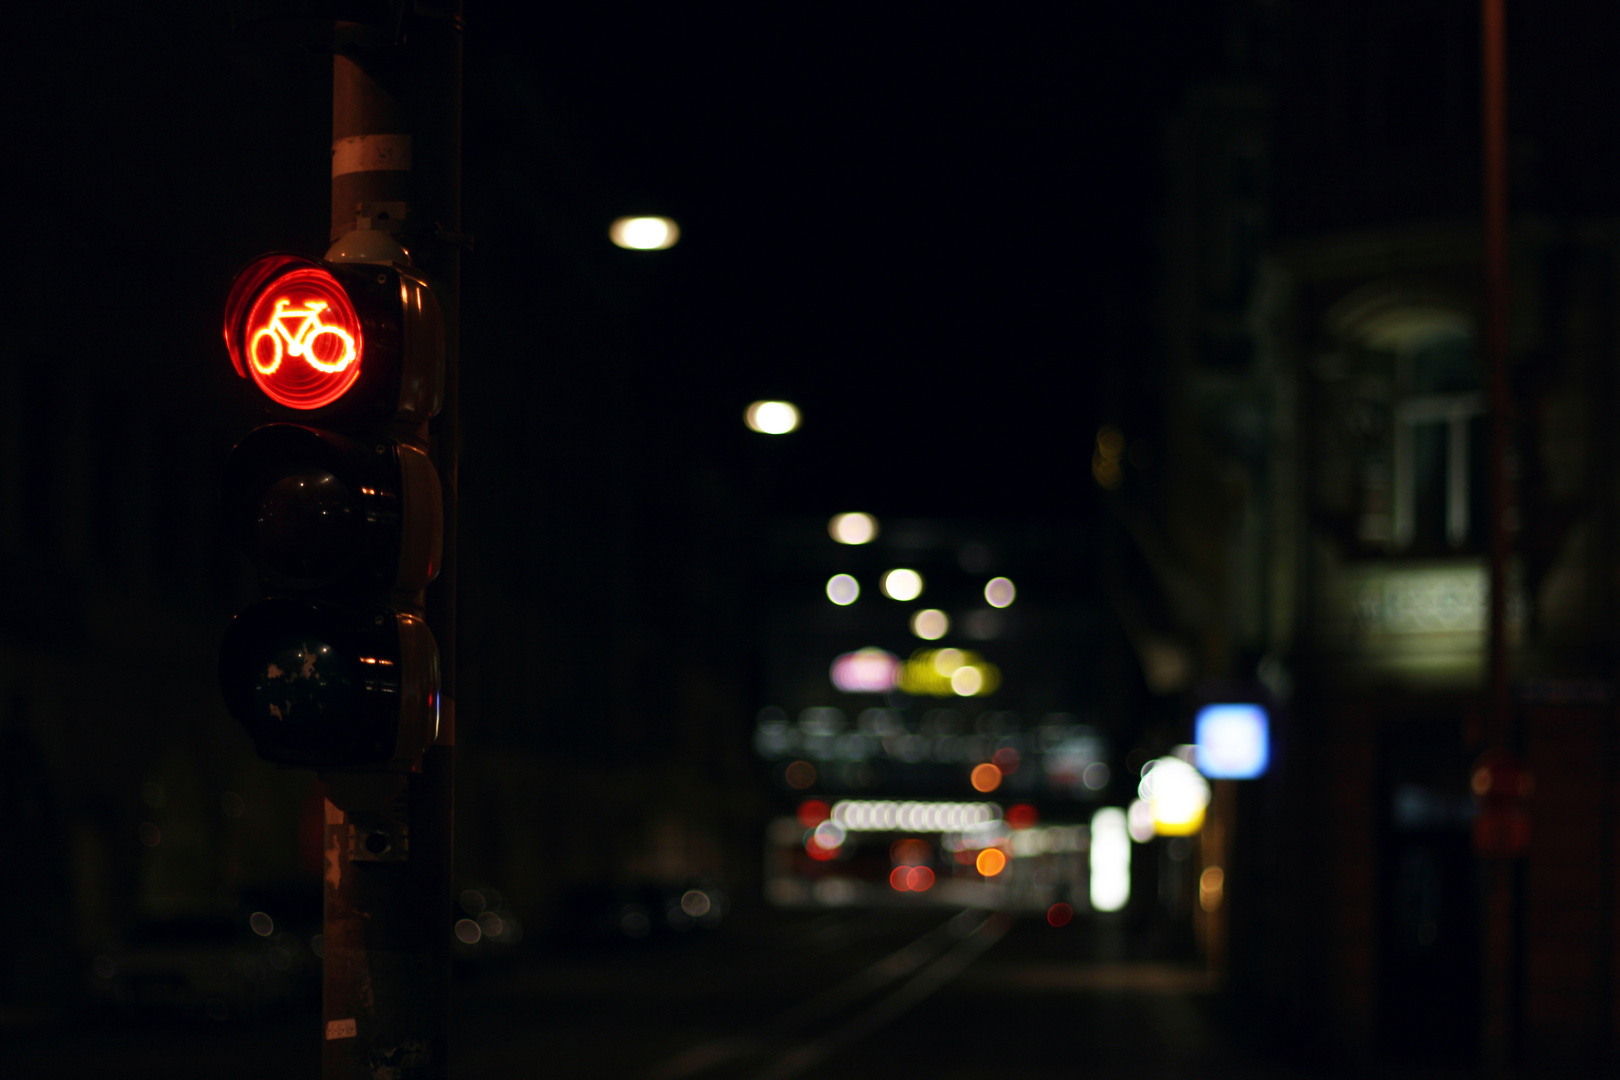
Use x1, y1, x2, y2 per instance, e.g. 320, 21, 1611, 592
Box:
7, 2, 1620, 1078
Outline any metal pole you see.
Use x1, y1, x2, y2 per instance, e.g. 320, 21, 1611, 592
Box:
322, 8, 462, 1078
1480, 1, 1515, 1075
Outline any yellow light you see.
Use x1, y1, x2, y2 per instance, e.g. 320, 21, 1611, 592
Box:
950, 665, 984, 696
970, 763, 1002, 793
984, 577, 1016, 608
609, 215, 680, 250
1140, 757, 1211, 836
745, 400, 800, 434
975, 848, 1007, 876
911, 609, 949, 640
881, 568, 923, 601
898, 648, 1000, 697
829, 512, 878, 545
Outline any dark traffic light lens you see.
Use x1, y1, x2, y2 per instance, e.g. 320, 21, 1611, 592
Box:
249, 636, 358, 748
252, 470, 360, 586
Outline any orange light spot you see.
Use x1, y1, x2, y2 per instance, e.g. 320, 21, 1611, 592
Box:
970, 763, 1002, 793
796, 799, 832, 828
889, 866, 912, 891
975, 848, 1007, 876
1047, 902, 1074, 927
907, 866, 935, 892
1004, 803, 1038, 830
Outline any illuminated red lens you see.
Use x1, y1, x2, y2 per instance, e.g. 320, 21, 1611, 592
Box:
906, 866, 935, 892
1047, 902, 1074, 927
241, 267, 363, 410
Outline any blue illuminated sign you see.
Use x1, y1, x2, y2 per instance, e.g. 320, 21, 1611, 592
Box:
1194, 704, 1270, 779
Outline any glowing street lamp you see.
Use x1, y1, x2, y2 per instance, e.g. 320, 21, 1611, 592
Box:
745, 400, 800, 434
609, 215, 680, 250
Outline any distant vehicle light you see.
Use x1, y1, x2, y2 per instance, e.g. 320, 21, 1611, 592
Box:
970, 763, 1003, 793
984, 577, 1016, 608
829, 513, 878, 545
975, 848, 1007, 876
609, 215, 680, 250
880, 568, 923, 601
1194, 703, 1270, 779
745, 400, 800, 434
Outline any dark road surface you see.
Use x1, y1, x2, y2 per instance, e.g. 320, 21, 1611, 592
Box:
1, 907, 1471, 1079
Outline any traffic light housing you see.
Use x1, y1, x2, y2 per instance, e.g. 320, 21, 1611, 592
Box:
219, 246, 445, 771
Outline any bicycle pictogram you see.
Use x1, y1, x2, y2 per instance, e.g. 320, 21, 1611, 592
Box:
250, 297, 358, 376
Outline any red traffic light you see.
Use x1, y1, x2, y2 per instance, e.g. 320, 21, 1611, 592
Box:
224, 253, 444, 421
243, 266, 363, 410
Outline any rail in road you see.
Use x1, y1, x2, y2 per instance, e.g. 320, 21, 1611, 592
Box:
645, 908, 1011, 1080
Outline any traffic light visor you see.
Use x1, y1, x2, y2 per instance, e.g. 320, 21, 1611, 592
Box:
225, 255, 364, 410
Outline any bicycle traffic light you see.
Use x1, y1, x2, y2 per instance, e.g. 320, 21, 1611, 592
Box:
218, 248, 445, 771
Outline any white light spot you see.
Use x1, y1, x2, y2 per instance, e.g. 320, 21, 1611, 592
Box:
609, 215, 680, 250
826, 574, 860, 606
984, 577, 1016, 608
746, 400, 800, 434
881, 569, 923, 602
911, 609, 949, 640
829, 513, 878, 545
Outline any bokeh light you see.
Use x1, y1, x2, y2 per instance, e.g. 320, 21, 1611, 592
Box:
1139, 756, 1211, 835
1199, 866, 1225, 912
829, 512, 878, 545
970, 763, 1003, 793
984, 577, 1016, 608
1004, 803, 1038, 829
950, 665, 984, 696
826, 574, 860, 605
1090, 807, 1131, 911
784, 760, 817, 789
745, 400, 800, 434
609, 215, 680, 250
881, 568, 924, 601
907, 866, 935, 891
249, 912, 274, 937
911, 609, 949, 640
797, 799, 831, 828
975, 848, 1007, 876
1047, 902, 1074, 927
830, 647, 899, 692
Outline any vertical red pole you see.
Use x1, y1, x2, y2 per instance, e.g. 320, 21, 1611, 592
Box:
1480, 1, 1515, 1075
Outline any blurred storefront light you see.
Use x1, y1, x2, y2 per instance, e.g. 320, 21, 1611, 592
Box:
830, 647, 900, 693
1139, 756, 1211, 836
1090, 807, 1131, 911
1194, 703, 1270, 779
